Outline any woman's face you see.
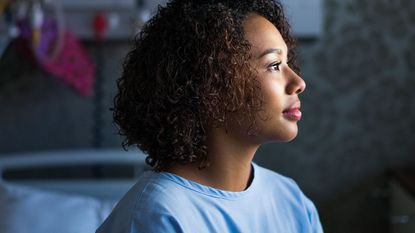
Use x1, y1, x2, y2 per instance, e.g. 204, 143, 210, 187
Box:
243, 14, 306, 143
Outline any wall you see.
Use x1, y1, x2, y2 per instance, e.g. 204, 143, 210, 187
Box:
1, 0, 414, 232
0, 42, 126, 152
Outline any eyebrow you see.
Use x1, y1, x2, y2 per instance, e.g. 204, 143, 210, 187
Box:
258, 48, 283, 59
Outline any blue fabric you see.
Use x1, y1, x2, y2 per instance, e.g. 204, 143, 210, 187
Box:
96, 163, 324, 233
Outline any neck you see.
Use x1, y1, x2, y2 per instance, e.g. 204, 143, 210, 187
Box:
164, 127, 259, 192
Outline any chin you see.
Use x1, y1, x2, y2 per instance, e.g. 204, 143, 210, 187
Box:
254, 122, 299, 143
261, 129, 298, 143
275, 126, 299, 142
280, 133, 298, 142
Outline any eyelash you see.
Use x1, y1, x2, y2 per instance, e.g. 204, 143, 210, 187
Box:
267, 62, 282, 72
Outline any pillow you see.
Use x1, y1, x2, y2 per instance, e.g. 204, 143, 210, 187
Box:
0, 183, 114, 233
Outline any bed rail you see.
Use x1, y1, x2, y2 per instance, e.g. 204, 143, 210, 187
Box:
0, 149, 148, 200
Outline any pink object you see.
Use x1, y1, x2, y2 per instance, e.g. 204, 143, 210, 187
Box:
39, 30, 95, 96
19, 18, 95, 96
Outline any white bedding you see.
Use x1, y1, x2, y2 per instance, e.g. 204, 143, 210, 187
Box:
0, 149, 148, 233
0, 182, 114, 233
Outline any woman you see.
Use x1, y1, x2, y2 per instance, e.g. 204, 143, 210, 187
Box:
97, 0, 323, 232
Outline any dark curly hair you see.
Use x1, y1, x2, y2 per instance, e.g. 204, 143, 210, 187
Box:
113, 0, 299, 171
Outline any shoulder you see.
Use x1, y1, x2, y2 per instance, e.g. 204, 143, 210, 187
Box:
254, 163, 303, 195
97, 209, 183, 233
124, 171, 193, 213
254, 162, 312, 206
96, 171, 189, 233
253, 163, 324, 233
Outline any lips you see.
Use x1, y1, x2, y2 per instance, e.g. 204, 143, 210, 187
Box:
282, 108, 302, 121
282, 102, 302, 121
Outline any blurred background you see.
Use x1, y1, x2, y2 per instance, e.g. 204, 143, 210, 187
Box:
1, 0, 414, 232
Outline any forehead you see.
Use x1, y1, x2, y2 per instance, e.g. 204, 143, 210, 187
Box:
243, 14, 288, 58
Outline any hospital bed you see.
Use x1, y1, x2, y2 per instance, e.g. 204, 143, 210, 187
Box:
0, 149, 148, 233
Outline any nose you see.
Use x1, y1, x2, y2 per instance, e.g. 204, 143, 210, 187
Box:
284, 65, 306, 95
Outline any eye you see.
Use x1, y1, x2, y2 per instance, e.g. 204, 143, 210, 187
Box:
267, 61, 282, 72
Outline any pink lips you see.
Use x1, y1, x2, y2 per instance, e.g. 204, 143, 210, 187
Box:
283, 108, 302, 121
282, 101, 302, 121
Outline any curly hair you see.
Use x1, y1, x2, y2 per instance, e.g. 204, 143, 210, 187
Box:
113, 0, 299, 171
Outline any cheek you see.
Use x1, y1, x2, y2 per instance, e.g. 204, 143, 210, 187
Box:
261, 80, 284, 112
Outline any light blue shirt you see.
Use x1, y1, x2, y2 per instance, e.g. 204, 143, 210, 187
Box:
96, 163, 324, 233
